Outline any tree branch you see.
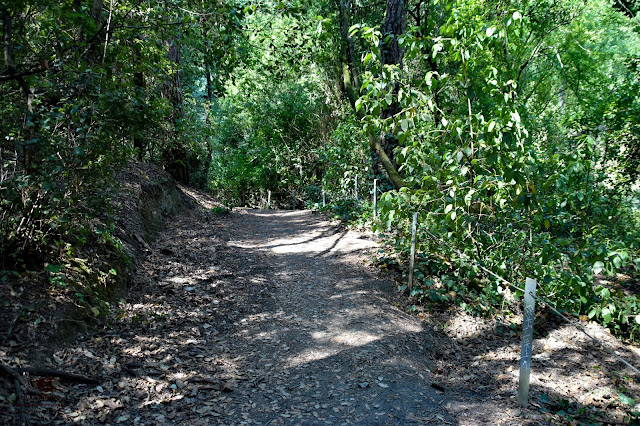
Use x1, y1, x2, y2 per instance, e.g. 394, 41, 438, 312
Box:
16, 367, 100, 385
0, 63, 47, 82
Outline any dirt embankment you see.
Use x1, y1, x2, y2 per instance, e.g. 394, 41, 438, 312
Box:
0, 162, 194, 361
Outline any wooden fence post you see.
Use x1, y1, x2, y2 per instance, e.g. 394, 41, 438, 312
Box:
355, 175, 359, 201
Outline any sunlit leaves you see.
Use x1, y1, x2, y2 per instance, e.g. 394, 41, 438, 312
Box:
348, 0, 640, 339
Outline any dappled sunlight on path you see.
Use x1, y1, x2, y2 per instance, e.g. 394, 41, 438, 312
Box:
4, 205, 555, 425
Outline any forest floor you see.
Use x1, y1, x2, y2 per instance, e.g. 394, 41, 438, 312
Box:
2, 182, 640, 425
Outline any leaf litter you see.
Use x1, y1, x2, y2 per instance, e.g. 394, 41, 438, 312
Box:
1, 182, 639, 425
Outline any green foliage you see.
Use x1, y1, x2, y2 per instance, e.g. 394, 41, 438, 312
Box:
206, 7, 342, 206
211, 206, 231, 215
319, 116, 377, 201
348, 0, 640, 340
3, 0, 640, 344
0, 0, 246, 319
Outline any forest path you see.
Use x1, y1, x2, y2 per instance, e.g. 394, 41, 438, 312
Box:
205, 208, 451, 424
4, 187, 637, 425
18, 200, 543, 425
66, 204, 469, 425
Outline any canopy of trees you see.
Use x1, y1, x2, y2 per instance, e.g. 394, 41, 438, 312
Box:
2, 0, 640, 339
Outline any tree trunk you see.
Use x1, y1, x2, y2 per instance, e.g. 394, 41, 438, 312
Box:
163, 39, 188, 184
380, 0, 406, 172
338, 0, 359, 107
337, 0, 406, 189
133, 68, 146, 160
205, 62, 213, 103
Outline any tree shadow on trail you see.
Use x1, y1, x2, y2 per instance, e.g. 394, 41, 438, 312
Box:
9, 208, 637, 425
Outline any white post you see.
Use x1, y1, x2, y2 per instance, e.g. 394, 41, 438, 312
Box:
518, 277, 537, 407
267, 190, 271, 209
373, 179, 378, 220
322, 184, 326, 208
355, 175, 359, 201
408, 212, 418, 291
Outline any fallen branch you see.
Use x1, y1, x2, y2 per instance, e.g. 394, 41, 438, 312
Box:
0, 362, 41, 394
0, 362, 21, 381
15, 367, 100, 385
14, 378, 26, 425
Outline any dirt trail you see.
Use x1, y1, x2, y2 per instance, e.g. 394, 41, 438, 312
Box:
214, 209, 451, 424
4, 177, 640, 425
1, 200, 566, 425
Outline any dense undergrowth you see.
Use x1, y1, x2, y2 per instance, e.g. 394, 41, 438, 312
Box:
2, 0, 640, 345
314, 189, 640, 343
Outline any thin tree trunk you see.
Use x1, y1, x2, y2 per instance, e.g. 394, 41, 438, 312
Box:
380, 0, 406, 172
163, 39, 188, 184
339, 0, 359, 107
133, 68, 146, 160
205, 62, 213, 103
337, 0, 406, 189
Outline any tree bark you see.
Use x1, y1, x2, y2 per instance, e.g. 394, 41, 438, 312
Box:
380, 0, 406, 172
133, 68, 146, 160
205, 62, 213, 103
368, 129, 406, 189
381, 0, 406, 100
337, 0, 407, 189
163, 39, 188, 184
338, 0, 359, 107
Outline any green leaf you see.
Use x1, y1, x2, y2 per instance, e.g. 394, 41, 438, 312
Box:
544, 219, 550, 229
613, 256, 622, 269
619, 393, 635, 406
45, 264, 63, 273
444, 204, 453, 214
401, 119, 408, 132
593, 261, 604, 275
